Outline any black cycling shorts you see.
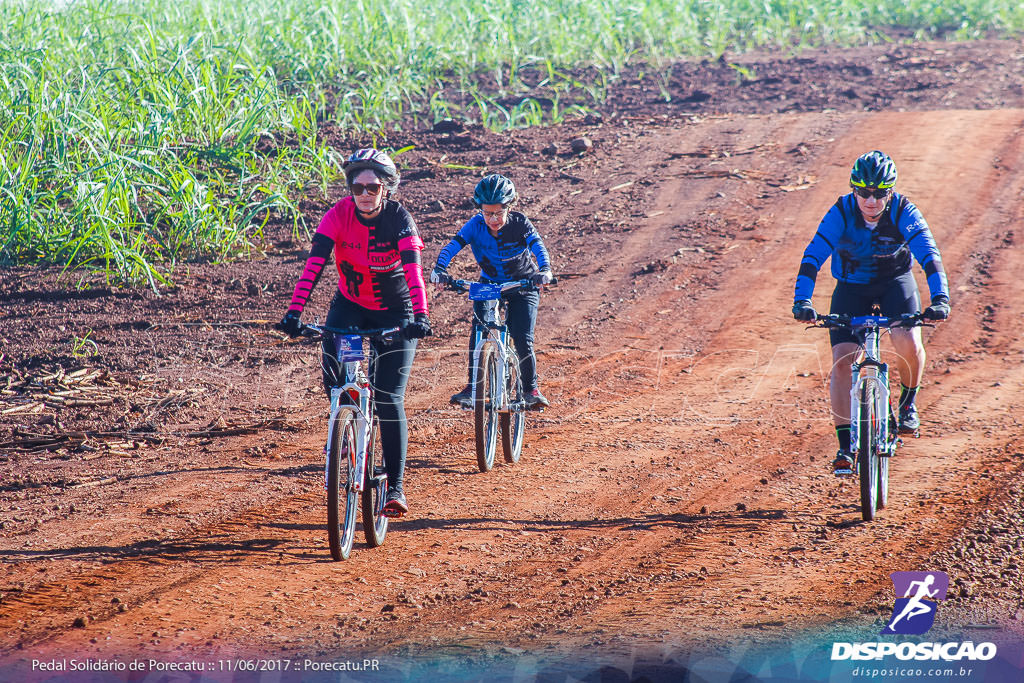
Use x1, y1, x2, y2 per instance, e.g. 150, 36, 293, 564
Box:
828, 272, 921, 346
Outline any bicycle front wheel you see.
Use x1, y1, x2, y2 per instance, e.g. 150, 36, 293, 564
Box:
327, 408, 359, 560
857, 384, 879, 522
500, 348, 525, 464
361, 415, 388, 547
877, 446, 890, 510
474, 343, 499, 472
877, 402, 892, 510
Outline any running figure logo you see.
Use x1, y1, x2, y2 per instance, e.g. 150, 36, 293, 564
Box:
881, 571, 949, 635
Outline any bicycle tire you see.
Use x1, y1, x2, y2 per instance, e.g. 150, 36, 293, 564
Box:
877, 450, 890, 510
327, 408, 359, 560
500, 347, 525, 464
858, 384, 879, 521
474, 343, 499, 472
877, 402, 892, 510
361, 415, 388, 547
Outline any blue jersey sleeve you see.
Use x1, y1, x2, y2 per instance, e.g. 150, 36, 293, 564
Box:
896, 201, 948, 300
435, 219, 475, 269
523, 217, 551, 271
794, 202, 844, 302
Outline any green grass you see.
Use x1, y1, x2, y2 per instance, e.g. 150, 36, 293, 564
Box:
1, 0, 1022, 283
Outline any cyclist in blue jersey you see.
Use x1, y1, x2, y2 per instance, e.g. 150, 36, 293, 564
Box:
430, 174, 554, 409
791, 151, 950, 475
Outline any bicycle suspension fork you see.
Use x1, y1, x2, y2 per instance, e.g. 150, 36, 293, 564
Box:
325, 360, 372, 492
469, 323, 484, 401
849, 330, 892, 456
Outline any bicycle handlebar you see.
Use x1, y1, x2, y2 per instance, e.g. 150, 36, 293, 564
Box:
298, 322, 403, 341
439, 273, 470, 293
437, 272, 557, 295
809, 312, 932, 330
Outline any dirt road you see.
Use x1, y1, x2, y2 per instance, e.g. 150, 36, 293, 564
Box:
2, 39, 1024, 681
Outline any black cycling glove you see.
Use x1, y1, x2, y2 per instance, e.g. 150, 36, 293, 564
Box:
922, 295, 950, 321
531, 269, 553, 286
429, 266, 448, 284
403, 314, 432, 340
792, 300, 817, 322
277, 310, 302, 338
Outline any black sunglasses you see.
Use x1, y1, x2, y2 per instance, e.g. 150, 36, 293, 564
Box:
852, 186, 890, 200
351, 182, 383, 196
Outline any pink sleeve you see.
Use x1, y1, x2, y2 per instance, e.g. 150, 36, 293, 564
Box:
399, 234, 428, 317
287, 255, 327, 313
288, 205, 340, 313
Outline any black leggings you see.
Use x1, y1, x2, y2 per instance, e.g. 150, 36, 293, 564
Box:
322, 292, 415, 490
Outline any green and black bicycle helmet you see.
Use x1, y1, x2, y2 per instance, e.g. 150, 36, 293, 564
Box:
850, 150, 897, 189
473, 174, 517, 207
343, 148, 400, 191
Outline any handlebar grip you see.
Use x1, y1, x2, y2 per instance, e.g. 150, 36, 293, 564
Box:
440, 273, 470, 292
297, 323, 321, 338
813, 313, 850, 328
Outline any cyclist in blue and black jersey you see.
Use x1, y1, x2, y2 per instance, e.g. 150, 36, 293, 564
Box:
791, 151, 951, 475
430, 174, 554, 409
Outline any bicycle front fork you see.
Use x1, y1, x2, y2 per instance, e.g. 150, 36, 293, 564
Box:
325, 379, 371, 493
849, 365, 895, 457
469, 327, 507, 408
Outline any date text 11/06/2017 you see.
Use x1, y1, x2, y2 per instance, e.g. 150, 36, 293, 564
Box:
31, 658, 381, 673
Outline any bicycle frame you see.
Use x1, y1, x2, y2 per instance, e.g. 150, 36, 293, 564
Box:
440, 275, 531, 471
466, 281, 527, 415
848, 319, 896, 458
810, 311, 928, 520
324, 335, 375, 494
297, 322, 400, 558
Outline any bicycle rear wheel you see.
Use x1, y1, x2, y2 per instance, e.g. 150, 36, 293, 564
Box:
361, 415, 388, 547
327, 408, 359, 560
474, 343, 499, 472
500, 347, 525, 464
858, 384, 879, 521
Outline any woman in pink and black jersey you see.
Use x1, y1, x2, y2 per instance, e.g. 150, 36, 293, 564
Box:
278, 148, 430, 516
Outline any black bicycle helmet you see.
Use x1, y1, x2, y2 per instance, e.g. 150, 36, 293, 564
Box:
473, 174, 517, 206
343, 148, 400, 191
850, 150, 898, 189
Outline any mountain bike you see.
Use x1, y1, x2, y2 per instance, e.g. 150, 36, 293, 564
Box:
300, 323, 400, 560
812, 312, 928, 521
441, 276, 544, 472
